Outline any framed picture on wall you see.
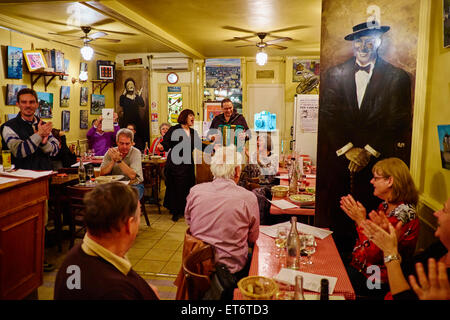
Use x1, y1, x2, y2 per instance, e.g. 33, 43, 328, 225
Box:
438, 124, 450, 169
23, 50, 48, 72
204, 101, 222, 122
61, 110, 70, 131
7, 46, 23, 79
445, 0, 450, 48
80, 110, 88, 129
37, 91, 53, 118
80, 87, 88, 106
6, 84, 27, 105
60, 86, 70, 107
97, 60, 115, 80
91, 94, 105, 115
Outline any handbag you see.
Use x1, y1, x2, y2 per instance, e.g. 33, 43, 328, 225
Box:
203, 263, 237, 300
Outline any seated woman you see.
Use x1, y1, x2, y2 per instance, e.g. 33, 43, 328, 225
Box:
50, 128, 77, 170
361, 197, 450, 300
340, 157, 420, 299
150, 122, 170, 157
246, 133, 279, 184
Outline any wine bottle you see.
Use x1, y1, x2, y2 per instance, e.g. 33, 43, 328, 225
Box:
144, 142, 150, 156
75, 139, 81, 157
286, 216, 300, 270
320, 278, 329, 301
289, 158, 298, 195
293, 275, 305, 300
78, 158, 86, 184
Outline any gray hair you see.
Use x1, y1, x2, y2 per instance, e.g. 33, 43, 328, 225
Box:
160, 122, 171, 133
210, 145, 243, 179
116, 128, 134, 142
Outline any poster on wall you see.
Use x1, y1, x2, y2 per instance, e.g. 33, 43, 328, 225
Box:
204, 101, 222, 122
296, 94, 319, 133
60, 86, 70, 107
445, 0, 450, 47
80, 87, 88, 106
168, 93, 182, 125
205, 58, 241, 89
6, 84, 27, 105
37, 92, 53, 119
80, 110, 88, 129
438, 125, 450, 169
315, 0, 420, 240
91, 94, 105, 115
7, 46, 23, 79
292, 60, 320, 94
114, 69, 149, 145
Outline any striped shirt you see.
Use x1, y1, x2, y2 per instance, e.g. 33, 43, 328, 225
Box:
2, 116, 59, 159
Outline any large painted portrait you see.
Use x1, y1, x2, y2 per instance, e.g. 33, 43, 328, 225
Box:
315, 0, 420, 255
115, 69, 149, 146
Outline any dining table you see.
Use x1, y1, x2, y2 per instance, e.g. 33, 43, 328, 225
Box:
233, 231, 356, 300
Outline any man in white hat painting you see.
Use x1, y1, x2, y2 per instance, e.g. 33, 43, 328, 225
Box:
316, 20, 413, 260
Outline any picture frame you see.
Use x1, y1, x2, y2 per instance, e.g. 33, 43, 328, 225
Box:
23, 50, 48, 72
61, 110, 70, 132
80, 87, 88, 106
80, 110, 88, 129
204, 101, 222, 122
91, 94, 105, 115
97, 60, 115, 80
60, 86, 70, 107
445, 0, 450, 48
36, 91, 53, 119
7, 46, 23, 79
6, 84, 27, 105
438, 124, 450, 169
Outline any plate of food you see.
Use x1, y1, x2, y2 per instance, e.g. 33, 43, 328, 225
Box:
151, 155, 162, 160
95, 175, 124, 184
93, 156, 104, 160
289, 193, 315, 206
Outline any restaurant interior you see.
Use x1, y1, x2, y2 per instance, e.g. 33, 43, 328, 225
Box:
0, 0, 449, 302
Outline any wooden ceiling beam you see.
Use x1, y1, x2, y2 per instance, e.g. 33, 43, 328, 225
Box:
84, 0, 205, 59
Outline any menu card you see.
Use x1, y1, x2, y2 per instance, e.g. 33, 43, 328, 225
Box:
0, 177, 19, 185
269, 199, 298, 210
273, 268, 338, 295
102, 108, 114, 132
0, 169, 54, 179
260, 221, 333, 239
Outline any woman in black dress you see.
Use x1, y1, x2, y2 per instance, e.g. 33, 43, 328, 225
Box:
161, 109, 203, 221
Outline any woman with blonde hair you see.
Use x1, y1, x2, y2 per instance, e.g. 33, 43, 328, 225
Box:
340, 157, 420, 299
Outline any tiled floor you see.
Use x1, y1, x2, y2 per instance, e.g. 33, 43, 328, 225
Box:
38, 204, 187, 300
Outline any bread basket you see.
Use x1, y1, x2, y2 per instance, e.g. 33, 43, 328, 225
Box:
271, 185, 289, 198
237, 276, 278, 300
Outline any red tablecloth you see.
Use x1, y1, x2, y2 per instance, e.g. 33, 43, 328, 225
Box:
234, 232, 355, 300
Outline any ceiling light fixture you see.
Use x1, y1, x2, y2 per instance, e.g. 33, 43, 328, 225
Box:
256, 49, 268, 66
80, 42, 94, 61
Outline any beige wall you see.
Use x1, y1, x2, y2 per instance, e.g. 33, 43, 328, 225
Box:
0, 28, 115, 151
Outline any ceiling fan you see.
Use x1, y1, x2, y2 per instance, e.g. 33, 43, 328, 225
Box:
223, 25, 310, 50
49, 26, 121, 43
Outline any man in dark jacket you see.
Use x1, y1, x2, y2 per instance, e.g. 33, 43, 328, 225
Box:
207, 98, 251, 146
1, 88, 59, 170
316, 21, 413, 258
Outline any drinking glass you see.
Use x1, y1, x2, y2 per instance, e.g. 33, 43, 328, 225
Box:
86, 165, 94, 185
300, 234, 316, 265
275, 226, 288, 258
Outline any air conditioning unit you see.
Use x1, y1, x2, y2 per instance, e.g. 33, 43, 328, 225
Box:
151, 57, 190, 71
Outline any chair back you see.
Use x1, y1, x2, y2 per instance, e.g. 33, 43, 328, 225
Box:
66, 186, 91, 247
182, 244, 215, 300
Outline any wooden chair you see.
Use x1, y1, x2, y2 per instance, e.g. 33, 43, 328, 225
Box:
182, 244, 215, 300
66, 186, 91, 248
140, 196, 150, 226
142, 162, 161, 214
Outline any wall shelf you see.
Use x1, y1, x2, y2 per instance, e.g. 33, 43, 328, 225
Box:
30, 71, 68, 91
91, 80, 114, 94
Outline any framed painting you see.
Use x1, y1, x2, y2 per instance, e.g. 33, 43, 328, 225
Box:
7, 46, 23, 79
80, 110, 88, 129
80, 87, 88, 106
60, 86, 70, 107
37, 91, 53, 119
61, 110, 70, 132
438, 124, 450, 169
98, 65, 114, 80
6, 84, 27, 105
445, 0, 450, 48
23, 50, 48, 72
204, 101, 222, 122
91, 94, 105, 115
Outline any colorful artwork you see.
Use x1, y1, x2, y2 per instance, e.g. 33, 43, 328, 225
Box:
168, 93, 182, 125
6, 84, 27, 105
80, 87, 88, 106
60, 86, 70, 107
91, 94, 105, 115
205, 58, 241, 89
37, 92, 53, 119
61, 110, 70, 132
438, 125, 450, 169
23, 50, 47, 72
204, 102, 222, 122
7, 46, 23, 79
62, 59, 70, 80
292, 60, 320, 94
80, 110, 88, 129
99, 65, 114, 80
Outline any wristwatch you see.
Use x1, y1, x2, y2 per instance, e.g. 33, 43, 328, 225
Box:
116, 159, 122, 164
384, 254, 401, 264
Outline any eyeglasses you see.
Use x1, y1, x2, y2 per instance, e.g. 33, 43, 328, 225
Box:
372, 175, 387, 181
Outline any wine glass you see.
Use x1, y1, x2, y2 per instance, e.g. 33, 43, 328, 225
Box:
275, 226, 288, 258
300, 234, 316, 265
86, 165, 94, 185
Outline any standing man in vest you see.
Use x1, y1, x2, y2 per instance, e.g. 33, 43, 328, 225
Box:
1, 88, 59, 170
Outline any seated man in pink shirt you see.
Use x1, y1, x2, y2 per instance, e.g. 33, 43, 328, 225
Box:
185, 145, 260, 283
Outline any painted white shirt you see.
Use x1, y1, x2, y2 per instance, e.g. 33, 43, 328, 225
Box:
355, 61, 375, 108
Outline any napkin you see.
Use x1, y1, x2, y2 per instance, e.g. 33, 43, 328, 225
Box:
269, 199, 298, 210
273, 268, 337, 295
0, 169, 54, 179
259, 221, 333, 239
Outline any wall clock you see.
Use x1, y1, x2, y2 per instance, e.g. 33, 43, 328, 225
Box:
167, 72, 178, 84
